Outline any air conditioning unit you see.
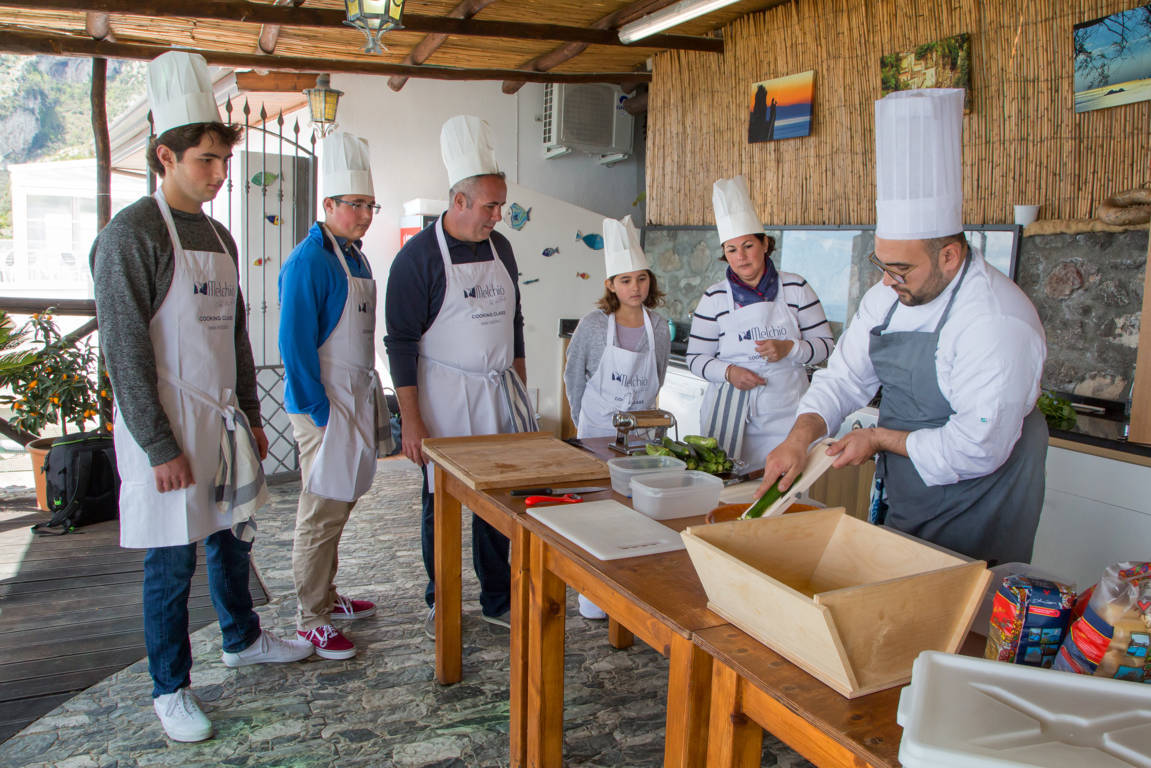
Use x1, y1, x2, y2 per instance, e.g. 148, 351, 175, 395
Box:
542, 83, 634, 165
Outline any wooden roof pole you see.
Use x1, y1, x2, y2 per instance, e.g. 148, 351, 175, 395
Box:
387, 0, 500, 92
85, 11, 113, 41
257, 0, 305, 55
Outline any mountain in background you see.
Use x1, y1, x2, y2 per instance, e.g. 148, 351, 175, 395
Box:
0, 54, 147, 238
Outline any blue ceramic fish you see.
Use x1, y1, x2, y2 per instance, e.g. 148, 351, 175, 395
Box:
265, 215, 280, 226
575, 230, 604, 250
541, 247, 559, 258
506, 203, 531, 230
522, 278, 540, 285
250, 171, 278, 187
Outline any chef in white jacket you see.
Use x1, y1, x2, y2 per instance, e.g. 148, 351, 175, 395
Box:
384, 115, 536, 638
281, 131, 391, 661
91, 51, 311, 745
761, 88, 1048, 565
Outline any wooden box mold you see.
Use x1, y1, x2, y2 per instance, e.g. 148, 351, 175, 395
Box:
682, 507, 991, 698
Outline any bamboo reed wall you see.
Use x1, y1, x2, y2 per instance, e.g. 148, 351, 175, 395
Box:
646, 0, 1151, 226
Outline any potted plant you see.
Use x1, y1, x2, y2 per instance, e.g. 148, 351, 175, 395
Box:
0, 309, 108, 510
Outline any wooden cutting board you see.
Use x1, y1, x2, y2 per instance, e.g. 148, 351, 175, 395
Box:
422, 432, 608, 490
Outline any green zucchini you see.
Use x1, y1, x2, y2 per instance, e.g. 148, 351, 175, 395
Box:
743, 472, 802, 519
645, 443, 675, 457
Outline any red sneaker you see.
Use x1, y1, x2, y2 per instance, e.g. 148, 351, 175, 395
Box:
298, 625, 356, 660
333, 594, 376, 620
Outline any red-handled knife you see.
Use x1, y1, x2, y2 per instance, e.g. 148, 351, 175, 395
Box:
523, 494, 584, 507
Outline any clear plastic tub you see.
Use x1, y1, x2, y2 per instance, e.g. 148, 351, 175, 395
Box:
630, 470, 723, 520
607, 455, 686, 497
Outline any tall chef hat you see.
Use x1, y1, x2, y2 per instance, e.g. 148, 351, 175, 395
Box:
874, 88, 965, 240
712, 176, 765, 246
603, 215, 650, 279
147, 51, 221, 136
441, 115, 500, 188
321, 131, 374, 198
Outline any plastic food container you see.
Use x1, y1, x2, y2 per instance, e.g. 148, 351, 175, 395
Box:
898, 650, 1151, 767
630, 470, 723, 520
606, 455, 685, 497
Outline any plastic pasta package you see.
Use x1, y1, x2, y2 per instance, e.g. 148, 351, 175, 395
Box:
1054, 561, 1151, 683
985, 575, 1077, 667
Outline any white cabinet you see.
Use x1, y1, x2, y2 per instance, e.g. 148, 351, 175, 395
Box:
658, 364, 707, 439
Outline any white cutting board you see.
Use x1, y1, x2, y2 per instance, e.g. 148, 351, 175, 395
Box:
527, 499, 686, 561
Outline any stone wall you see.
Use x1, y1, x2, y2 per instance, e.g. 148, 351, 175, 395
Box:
1015, 231, 1148, 401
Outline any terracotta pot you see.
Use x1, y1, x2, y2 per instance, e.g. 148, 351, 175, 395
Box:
705, 501, 819, 524
26, 436, 54, 512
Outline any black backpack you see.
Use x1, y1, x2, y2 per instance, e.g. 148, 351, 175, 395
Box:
32, 430, 120, 535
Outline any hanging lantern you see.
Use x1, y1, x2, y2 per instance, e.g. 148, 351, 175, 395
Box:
304, 74, 342, 137
344, 0, 405, 55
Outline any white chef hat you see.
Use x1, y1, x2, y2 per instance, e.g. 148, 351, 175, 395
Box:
874, 88, 965, 240
441, 115, 500, 188
321, 131, 374, 198
147, 51, 221, 136
712, 176, 765, 245
603, 215, 650, 278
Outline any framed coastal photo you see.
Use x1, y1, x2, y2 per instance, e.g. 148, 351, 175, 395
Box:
880, 32, 972, 112
1074, 5, 1151, 113
747, 70, 815, 144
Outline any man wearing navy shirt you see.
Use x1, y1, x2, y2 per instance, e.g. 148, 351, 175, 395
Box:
280, 132, 383, 660
384, 115, 536, 638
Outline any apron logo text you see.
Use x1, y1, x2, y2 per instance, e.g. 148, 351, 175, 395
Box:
193, 280, 237, 298
610, 371, 650, 388
463, 283, 506, 299
738, 326, 788, 342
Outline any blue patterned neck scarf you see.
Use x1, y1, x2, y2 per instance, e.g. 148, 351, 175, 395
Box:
727, 257, 779, 307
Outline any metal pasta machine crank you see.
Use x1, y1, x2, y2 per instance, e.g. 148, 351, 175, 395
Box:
610, 409, 678, 455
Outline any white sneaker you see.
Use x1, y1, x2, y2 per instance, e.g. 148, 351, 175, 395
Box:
423, 606, 436, 640
154, 688, 213, 742
221, 630, 314, 668
578, 594, 607, 620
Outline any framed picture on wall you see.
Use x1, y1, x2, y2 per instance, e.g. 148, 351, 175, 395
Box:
880, 32, 972, 112
1074, 5, 1151, 113
747, 70, 815, 143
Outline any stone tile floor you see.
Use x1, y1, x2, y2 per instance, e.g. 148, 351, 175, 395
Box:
0, 458, 812, 767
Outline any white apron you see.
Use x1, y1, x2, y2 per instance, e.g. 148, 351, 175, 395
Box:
116, 190, 249, 549
303, 224, 382, 502
576, 310, 660, 439
418, 216, 536, 491
699, 284, 808, 466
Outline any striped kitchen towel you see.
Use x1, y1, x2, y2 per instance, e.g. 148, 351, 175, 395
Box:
704, 382, 751, 460
500, 368, 540, 433
215, 409, 269, 543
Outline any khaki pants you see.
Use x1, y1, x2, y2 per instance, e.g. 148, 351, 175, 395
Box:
289, 412, 355, 631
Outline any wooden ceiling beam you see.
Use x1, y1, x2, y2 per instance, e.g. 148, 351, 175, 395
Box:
5, 0, 723, 53
387, 0, 500, 93
0, 28, 652, 85
233, 70, 317, 92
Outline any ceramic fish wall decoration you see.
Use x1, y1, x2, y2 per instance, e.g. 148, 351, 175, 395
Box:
522, 278, 540, 285
250, 171, 278, 187
252, 258, 268, 267
576, 272, 590, 280
506, 203, 532, 231
265, 215, 280, 226
541, 247, 559, 258
575, 230, 604, 250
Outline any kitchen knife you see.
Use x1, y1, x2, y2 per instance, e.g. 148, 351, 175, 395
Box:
523, 494, 585, 507
509, 486, 609, 497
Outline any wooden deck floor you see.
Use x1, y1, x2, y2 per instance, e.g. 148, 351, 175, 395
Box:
0, 499, 268, 742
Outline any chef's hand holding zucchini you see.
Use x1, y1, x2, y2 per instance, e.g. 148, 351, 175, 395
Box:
685, 176, 835, 471
760, 89, 1048, 568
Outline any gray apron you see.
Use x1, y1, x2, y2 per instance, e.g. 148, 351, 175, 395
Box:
870, 254, 1047, 565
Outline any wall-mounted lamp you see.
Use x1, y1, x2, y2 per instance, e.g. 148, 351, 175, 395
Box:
344, 0, 405, 54
305, 74, 343, 137
617, 0, 739, 44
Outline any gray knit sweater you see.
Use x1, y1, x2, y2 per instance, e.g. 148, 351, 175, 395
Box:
563, 308, 671, 425
90, 196, 261, 467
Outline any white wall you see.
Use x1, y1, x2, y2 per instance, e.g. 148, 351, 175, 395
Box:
319, 76, 644, 429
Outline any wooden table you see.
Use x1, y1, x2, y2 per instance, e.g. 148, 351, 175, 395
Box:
523, 507, 727, 768
421, 432, 612, 768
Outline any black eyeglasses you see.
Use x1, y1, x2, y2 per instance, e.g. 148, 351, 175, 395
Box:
867, 251, 913, 285
333, 198, 381, 214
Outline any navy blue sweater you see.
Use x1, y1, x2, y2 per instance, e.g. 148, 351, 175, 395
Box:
383, 218, 524, 388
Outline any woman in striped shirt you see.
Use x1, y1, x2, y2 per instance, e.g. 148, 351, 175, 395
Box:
687, 176, 836, 468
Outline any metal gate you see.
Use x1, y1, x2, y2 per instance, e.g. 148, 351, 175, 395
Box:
204, 99, 317, 480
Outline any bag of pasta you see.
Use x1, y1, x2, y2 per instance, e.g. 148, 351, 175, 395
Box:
1053, 562, 1151, 683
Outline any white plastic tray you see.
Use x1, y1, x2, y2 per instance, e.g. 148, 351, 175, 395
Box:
898, 651, 1151, 767
526, 499, 685, 560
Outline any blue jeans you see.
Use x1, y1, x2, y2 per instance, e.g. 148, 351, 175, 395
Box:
421, 465, 510, 617
143, 529, 261, 697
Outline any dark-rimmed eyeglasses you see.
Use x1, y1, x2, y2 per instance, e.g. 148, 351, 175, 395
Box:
333, 198, 381, 214
867, 251, 913, 285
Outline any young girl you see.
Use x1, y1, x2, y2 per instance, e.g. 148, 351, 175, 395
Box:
564, 215, 670, 619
